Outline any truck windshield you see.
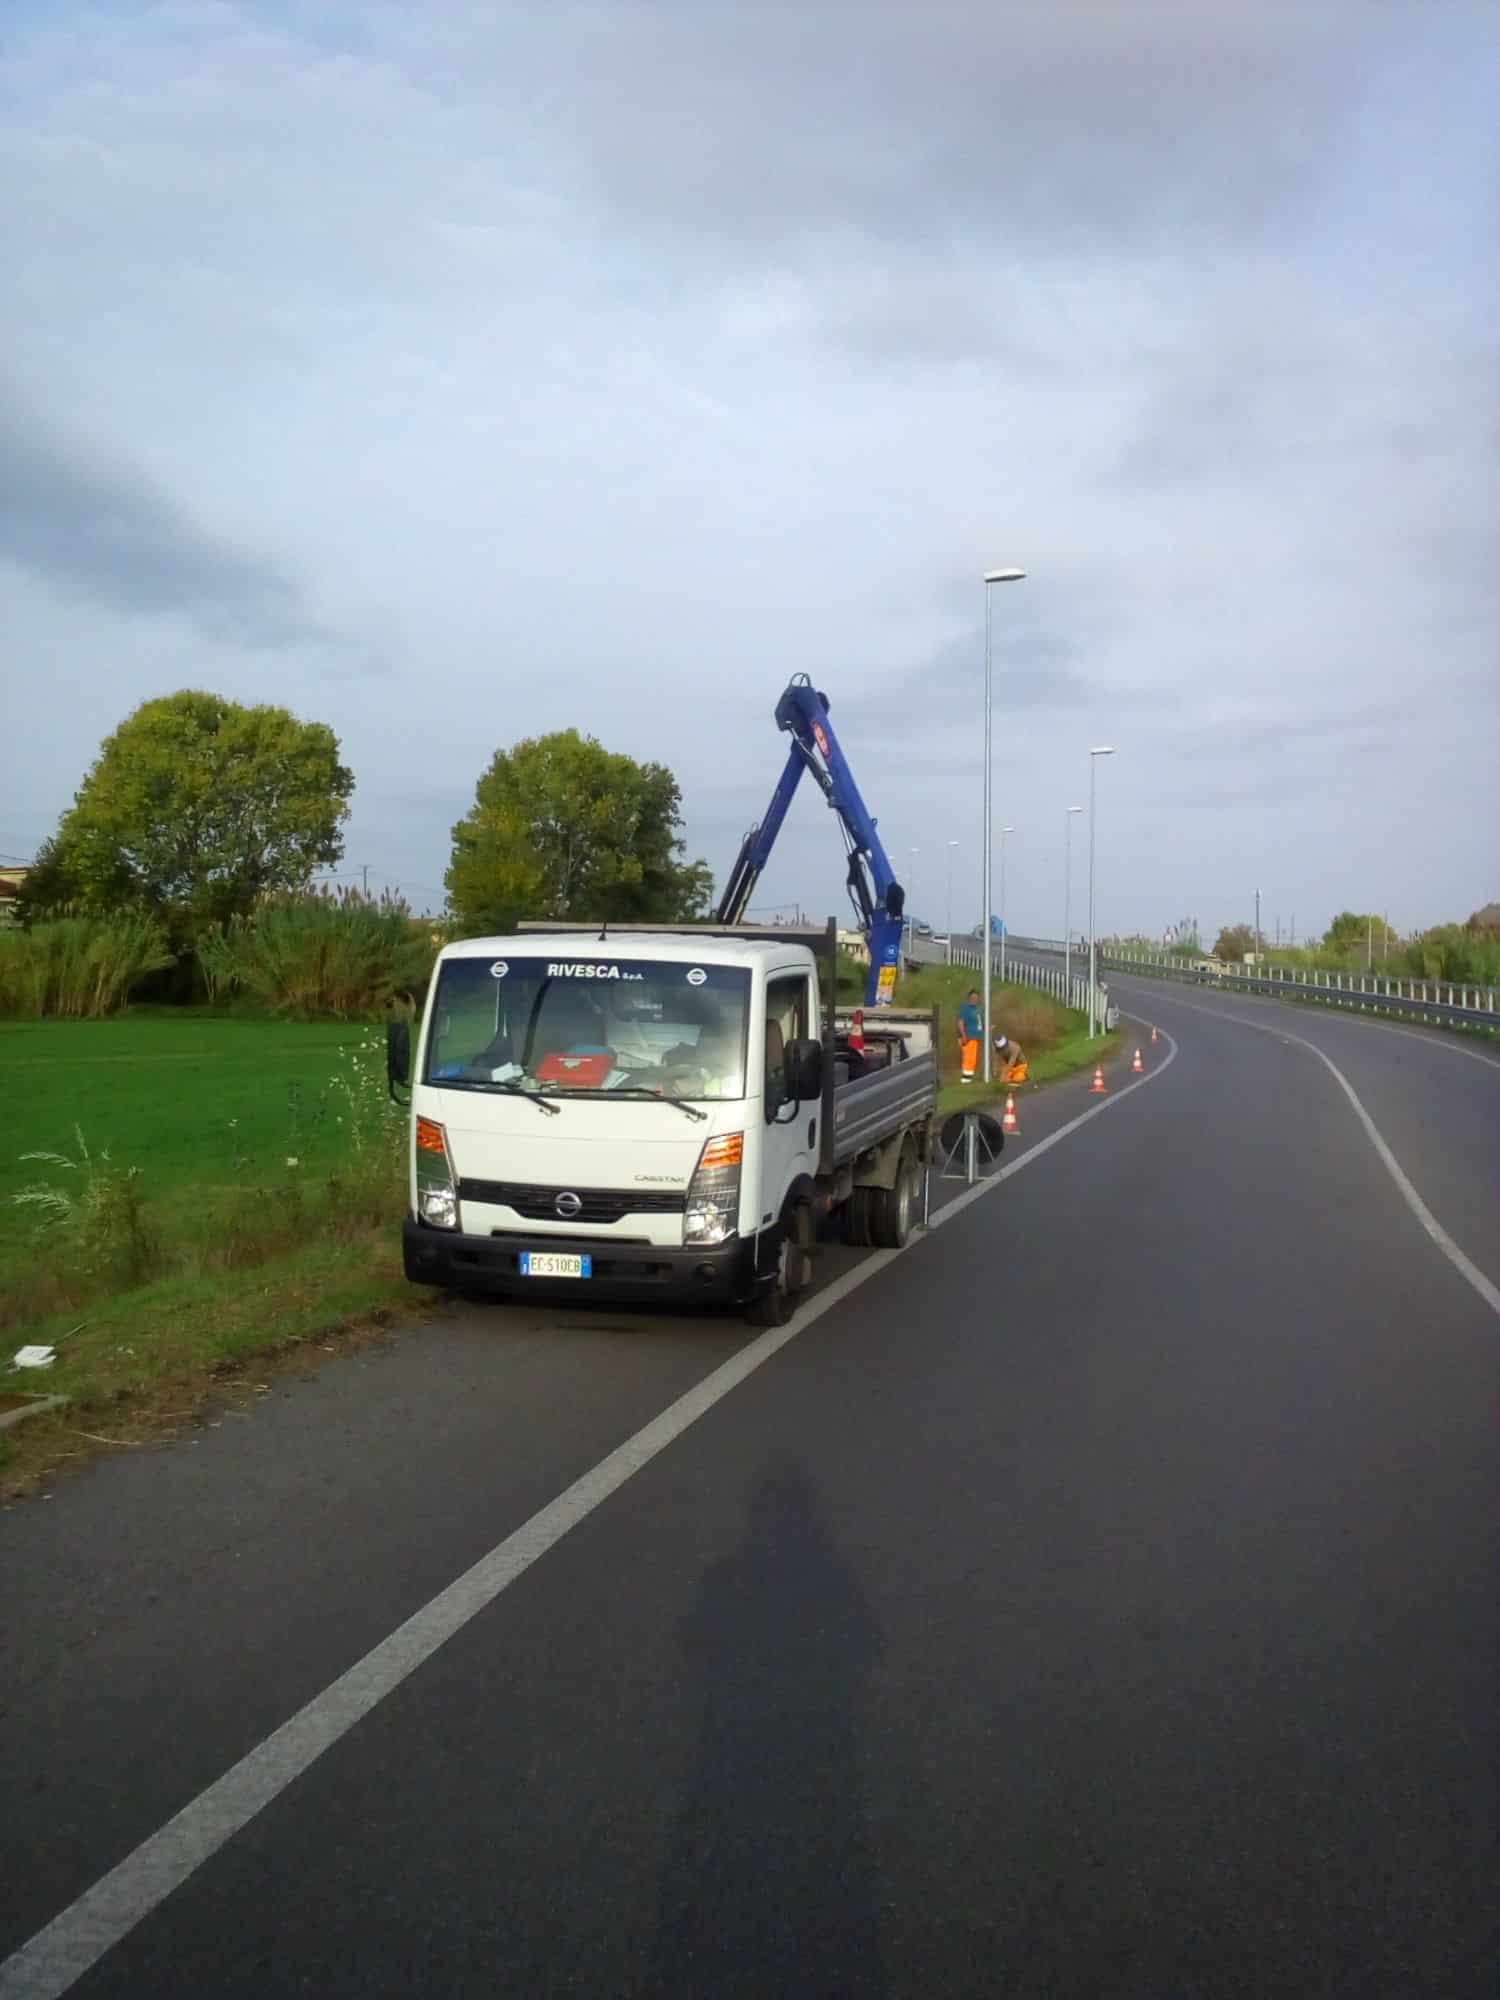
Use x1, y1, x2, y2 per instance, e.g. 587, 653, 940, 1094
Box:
424, 955, 752, 1102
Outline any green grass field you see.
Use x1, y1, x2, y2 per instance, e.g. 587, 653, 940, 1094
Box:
0, 1013, 373, 1221
0, 1012, 420, 1493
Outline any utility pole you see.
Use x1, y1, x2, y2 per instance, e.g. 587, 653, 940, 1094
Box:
1087, 747, 1116, 1037
1064, 806, 1083, 1002
1254, 887, 1261, 964
999, 825, 1014, 986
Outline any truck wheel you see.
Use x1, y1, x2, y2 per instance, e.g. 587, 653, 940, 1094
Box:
746, 1203, 812, 1327
869, 1148, 917, 1250
842, 1185, 876, 1247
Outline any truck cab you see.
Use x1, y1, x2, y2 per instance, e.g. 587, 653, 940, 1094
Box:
396, 925, 935, 1323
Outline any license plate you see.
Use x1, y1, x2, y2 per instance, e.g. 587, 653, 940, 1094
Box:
519, 1252, 592, 1280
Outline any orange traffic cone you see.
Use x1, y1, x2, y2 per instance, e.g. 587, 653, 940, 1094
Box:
1150, 1024, 1158, 1045
1132, 1047, 1143, 1073
848, 1008, 865, 1053
1002, 1093, 1019, 1136
1090, 1063, 1107, 1095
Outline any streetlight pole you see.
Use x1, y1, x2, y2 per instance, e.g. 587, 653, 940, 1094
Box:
1087, 746, 1116, 1037
999, 825, 1015, 985
908, 847, 919, 955
983, 568, 1026, 1082
946, 839, 959, 954
1064, 805, 1083, 1003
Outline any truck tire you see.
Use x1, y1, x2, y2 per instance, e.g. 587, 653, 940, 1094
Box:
841, 1185, 876, 1247
746, 1202, 813, 1327
868, 1146, 918, 1249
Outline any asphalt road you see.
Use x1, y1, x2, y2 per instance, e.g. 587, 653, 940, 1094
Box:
3, 995, 1497, 1997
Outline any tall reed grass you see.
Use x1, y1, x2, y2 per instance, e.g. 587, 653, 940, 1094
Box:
0, 913, 175, 1018
197, 888, 438, 1019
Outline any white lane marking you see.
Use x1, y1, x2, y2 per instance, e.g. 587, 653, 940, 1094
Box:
0, 1043, 1176, 2000
1133, 989, 1500, 1320
1325, 1016, 1500, 1072
1112, 974, 1500, 1073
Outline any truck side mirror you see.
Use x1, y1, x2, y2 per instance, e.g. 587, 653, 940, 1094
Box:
786, 1037, 823, 1103
386, 1018, 412, 1099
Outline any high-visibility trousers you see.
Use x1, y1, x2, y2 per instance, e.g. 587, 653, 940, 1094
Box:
960, 1037, 980, 1079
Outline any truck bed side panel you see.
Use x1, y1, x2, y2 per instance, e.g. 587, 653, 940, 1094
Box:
829, 1053, 937, 1167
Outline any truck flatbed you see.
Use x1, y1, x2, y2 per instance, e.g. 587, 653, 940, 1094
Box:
830, 1050, 938, 1169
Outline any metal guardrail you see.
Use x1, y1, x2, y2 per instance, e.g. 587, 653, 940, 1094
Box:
907, 931, 1498, 1038
1098, 950, 1499, 1035
905, 934, 1102, 1021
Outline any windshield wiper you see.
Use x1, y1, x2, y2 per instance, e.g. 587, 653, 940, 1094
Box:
541, 1085, 708, 1123
431, 1078, 559, 1116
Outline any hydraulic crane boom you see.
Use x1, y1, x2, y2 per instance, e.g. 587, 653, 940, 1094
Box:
715, 674, 906, 1007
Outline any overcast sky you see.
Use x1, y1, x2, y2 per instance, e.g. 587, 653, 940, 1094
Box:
3, 0, 1496, 943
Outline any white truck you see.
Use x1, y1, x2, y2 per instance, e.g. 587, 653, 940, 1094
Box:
389, 922, 938, 1324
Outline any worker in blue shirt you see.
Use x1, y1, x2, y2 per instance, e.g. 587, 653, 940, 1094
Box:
957, 989, 982, 1082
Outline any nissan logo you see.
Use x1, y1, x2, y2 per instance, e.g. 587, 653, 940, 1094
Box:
554, 1191, 583, 1220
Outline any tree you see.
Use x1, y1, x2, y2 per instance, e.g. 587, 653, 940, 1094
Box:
1323, 911, 1398, 958
446, 729, 713, 935
1213, 923, 1253, 961
48, 692, 353, 940
10, 836, 80, 926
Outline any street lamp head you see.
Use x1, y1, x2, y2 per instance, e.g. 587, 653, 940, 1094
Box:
1089, 745, 1117, 757
1067, 805, 1084, 814
947, 838, 960, 848
1000, 824, 1015, 834
984, 567, 1026, 584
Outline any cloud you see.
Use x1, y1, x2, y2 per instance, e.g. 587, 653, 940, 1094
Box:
0, 384, 314, 648
0, 0, 1495, 942
897, 621, 1108, 712
1163, 698, 1425, 762
512, 1, 1372, 265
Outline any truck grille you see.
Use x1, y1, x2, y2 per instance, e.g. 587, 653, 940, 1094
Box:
458, 1179, 687, 1225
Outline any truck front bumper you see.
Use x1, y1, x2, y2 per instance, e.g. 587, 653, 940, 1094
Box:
402, 1219, 758, 1305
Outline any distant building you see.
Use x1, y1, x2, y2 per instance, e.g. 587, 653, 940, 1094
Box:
0, 865, 26, 925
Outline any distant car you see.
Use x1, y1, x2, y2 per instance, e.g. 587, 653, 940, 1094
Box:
914, 921, 933, 939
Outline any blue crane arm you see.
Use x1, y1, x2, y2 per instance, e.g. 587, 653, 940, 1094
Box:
716, 673, 906, 1006
713, 740, 809, 926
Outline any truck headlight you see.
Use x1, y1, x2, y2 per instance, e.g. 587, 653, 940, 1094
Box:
420, 1187, 458, 1228
684, 1132, 742, 1246
416, 1115, 460, 1231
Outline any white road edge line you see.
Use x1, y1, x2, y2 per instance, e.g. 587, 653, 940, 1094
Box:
927, 1019, 1178, 1230
0, 1034, 1178, 2000
1139, 989, 1500, 1321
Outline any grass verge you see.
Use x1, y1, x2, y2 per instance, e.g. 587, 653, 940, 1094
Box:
0, 1011, 429, 1497
835, 952, 1119, 1114
0, 1229, 438, 1499
935, 1022, 1121, 1120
